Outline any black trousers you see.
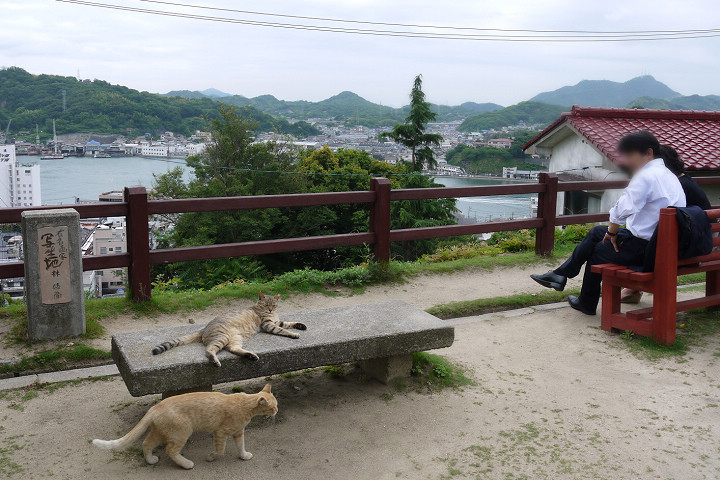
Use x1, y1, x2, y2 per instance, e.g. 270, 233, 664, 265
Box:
554, 225, 648, 311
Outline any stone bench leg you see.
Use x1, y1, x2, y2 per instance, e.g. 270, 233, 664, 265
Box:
359, 354, 413, 384
162, 385, 212, 399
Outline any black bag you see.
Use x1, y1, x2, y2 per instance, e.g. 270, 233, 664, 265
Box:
675, 205, 712, 259
639, 206, 712, 272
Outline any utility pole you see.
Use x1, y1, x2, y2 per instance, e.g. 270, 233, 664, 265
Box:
62, 90, 67, 112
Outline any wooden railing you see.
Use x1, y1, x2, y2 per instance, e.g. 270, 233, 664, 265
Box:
1, 173, 718, 302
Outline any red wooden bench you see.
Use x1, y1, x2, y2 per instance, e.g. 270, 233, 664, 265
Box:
591, 207, 720, 345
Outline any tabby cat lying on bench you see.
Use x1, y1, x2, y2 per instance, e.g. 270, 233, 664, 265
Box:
151, 293, 306, 367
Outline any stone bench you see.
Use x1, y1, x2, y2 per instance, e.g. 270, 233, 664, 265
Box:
112, 301, 455, 397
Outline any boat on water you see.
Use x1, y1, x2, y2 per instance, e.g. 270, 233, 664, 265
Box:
41, 119, 64, 159
40, 153, 65, 160
93, 152, 112, 158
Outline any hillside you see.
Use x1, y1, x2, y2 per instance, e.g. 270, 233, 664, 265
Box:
531, 75, 680, 108
0, 67, 319, 137
458, 101, 567, 132
166, 89, 502, 126
627, 94, 720, 111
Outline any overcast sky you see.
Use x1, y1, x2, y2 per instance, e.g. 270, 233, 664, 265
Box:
2, 0, 719, 107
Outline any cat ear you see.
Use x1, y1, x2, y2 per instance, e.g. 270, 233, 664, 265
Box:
258, 292, 265, 300
262, 384, 272, 393
258, 397, 268, 406
273, 294, 281, 301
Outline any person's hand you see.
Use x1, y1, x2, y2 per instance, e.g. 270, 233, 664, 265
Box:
603, 232, 620, 252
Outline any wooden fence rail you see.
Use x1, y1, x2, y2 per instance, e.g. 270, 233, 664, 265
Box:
0, 173, 717, 302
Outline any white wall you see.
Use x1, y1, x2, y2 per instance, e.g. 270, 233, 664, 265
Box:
0, 145, 41, 207
547, 135, 624, 215
0, 146, 14, 208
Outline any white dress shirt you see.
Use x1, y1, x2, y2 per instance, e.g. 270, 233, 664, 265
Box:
609, 158, 686, 241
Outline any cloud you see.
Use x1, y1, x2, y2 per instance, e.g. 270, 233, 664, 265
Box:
2, 0, 720, 106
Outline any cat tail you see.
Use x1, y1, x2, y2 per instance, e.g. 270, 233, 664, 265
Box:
151, 331, 202, 355
92, 410, 155, 450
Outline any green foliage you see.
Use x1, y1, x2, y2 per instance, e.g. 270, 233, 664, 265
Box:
0, 67, 319, 137
487, 230, 535, 252
555, 224, 594, 245
458, 101, 567, 132
410, 352, 474, 389
321, 365, 346, 378
380, 75, 443, 171
420, 242, 503, 262
627, 94, 720, 111
445, 144, 545, 174
153, 107, 456, 288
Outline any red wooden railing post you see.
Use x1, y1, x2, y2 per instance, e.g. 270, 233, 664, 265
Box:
370, 178, 391, 263
535, 172, 558, 256
124, 186, 152, 302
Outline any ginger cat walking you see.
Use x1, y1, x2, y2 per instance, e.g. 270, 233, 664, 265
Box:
92, 385, 278, 469
151, 292, 306, 367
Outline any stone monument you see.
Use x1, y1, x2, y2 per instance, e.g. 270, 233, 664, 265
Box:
22, 208, 85, 340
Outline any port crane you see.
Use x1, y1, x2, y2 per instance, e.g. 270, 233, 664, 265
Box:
2, 120, 10, 143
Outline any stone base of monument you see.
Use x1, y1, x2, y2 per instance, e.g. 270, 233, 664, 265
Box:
111, 301, 455, 397
22, 209, 85, 340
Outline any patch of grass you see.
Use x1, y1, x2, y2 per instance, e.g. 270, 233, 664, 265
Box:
380, 392, 394, 403
321, 365, 346, 378
0, 344, 111, 376
426, 288, 581, 319
618, 309, 720, 360
410, 352, 474, 390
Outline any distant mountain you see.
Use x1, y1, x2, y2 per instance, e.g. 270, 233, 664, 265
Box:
0, 67, 318, 137
627, 94, 720, 111
201, 88, 231, 98
531, 75, 680, 108
219, 90, 501, 127
458, 101, 567, 132
164, 89, 208, 99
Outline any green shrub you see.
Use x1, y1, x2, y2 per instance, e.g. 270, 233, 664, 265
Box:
420, 242, 502, 263
556, 224, 594, 245
487, 229, 535, 252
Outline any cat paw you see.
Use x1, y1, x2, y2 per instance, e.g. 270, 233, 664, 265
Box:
289, 333, 300, 339
178, 460, 194, 470
239, 452, 254, 461
211, 359, 222, 368
206, 453, 219, 462
245, 353, 259, 361
293, 323, 307, 330
145, 455, 159, 465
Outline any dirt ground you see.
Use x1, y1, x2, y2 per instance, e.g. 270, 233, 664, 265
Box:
1, 302, 719, 480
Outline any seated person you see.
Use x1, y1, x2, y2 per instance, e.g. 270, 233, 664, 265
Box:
621, 144, 711, 303
530, 131, 686, 315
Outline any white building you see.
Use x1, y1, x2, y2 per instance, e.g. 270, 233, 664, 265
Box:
186, 143, 207, 156
0, 145, 41, 207
141, 144, 169, 157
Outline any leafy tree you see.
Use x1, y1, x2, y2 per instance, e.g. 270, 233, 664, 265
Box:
152, 111, 457, 288
381, 75, 442, 171
445, 144, 545, 175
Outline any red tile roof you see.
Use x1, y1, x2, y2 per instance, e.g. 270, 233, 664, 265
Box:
523, 106, 720, 171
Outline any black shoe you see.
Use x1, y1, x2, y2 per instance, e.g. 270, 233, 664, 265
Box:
530, 271, 567, 291
568, 295, 596, 316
